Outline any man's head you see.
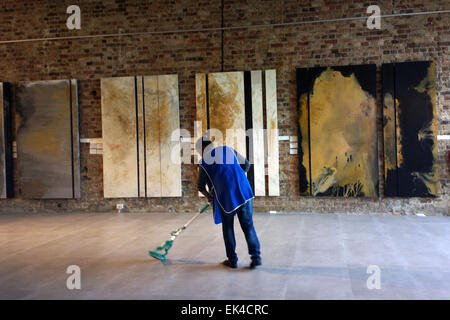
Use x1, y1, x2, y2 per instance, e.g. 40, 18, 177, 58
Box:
195, 136, 213, 157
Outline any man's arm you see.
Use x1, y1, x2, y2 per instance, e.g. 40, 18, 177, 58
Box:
197, 166, 213, 202
234, 150, 250, 173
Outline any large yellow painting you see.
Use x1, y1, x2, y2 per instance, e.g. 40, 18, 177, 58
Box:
297, 65, 379, 197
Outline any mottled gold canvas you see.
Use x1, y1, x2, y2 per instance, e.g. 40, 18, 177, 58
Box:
298, 65, 378, 197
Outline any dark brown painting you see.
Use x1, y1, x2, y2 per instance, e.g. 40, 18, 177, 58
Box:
0, 83, 13, 199
383, 61, 439, 197
15, 80, 80, 199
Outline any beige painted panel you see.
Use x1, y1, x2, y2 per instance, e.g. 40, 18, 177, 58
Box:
265, 69, 280, 196
158, 74, 182, 197
136, 76, 146, 197
208, 71, 246, 157
15, 80, 75, 199
195, 73, 208, 135
144, 76, 162, 197
250, 71, 266, 196
101, 77, 138, 198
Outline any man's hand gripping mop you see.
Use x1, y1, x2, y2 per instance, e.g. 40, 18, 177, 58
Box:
149, 204, 210, 261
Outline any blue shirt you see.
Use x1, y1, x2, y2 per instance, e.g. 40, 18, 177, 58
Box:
197, 146, 253, 224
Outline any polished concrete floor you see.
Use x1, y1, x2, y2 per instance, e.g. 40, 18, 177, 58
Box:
0, 210, 449, 300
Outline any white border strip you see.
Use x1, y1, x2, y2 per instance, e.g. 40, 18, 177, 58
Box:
437, 135, 450, 141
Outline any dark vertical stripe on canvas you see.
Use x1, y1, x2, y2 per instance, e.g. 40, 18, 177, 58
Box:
5, 83, 13, 198
134, 76, 140, 196
244, 71, 255, 192
206, 75, 210, 130
296, 69, 302, 194
68, 80, 75, 198
306, 69, 313, 196
382, 63, 397, 197
296, 68, 309, 195
392, 65, 399, 197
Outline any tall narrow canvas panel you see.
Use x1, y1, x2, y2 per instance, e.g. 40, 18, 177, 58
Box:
144, 76, 162, 198
102, 75, 182, 198
297, 67, 317, 195
249, 71, 265, 196
144, 75, 182, 197
195, 73, 208, 141
156, 74, 182, 197
101, 77, 139, 198
382, 64, 398, 197
297, 65, 379, 197
195, 73, 208, 197
383, 61, 438, 197
15, 79, 80, 199
0, 83, 13, 199
208, 72, 246, 157
265, 69, 280, 196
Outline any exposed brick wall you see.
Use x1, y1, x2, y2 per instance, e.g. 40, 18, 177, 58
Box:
0, 0, 448, 215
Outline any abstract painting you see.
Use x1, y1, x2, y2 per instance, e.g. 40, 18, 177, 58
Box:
144, 75, 181, 198
208, 71, 247, 157
101, 74, 181, 198
382, 61, 438, 197
196, 70, 280, 196
297, 64, 379, 197
101, 76, 139, 198
0, 83, 13, 199
15, 80, 80, 199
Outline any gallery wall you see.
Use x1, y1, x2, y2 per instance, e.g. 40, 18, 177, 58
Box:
0, 0, 448, 215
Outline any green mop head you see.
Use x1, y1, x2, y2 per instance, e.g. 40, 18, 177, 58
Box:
149, 240, 173, 260
148, 204, 210, 261
149, 250, 168, 261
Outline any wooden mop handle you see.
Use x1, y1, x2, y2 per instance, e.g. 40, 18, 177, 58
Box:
183, 204, 210, 228
169, 204, 211, 237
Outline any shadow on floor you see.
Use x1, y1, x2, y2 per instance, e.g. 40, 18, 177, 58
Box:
162, 259, 255, 272
161, 260, 450, 291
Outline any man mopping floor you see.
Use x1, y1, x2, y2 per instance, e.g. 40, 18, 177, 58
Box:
196, 137, 262, 269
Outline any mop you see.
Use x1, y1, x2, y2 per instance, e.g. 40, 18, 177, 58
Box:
149, 204, 210, 261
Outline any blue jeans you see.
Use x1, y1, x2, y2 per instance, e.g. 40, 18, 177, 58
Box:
219, 200, 261, 264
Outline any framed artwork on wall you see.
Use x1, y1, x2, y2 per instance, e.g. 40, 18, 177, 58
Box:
195, 70, 280, 197
382, 61, 439, 197
297, 64, 379, 197
101, 74, 181, 198
15, 79, 80, 199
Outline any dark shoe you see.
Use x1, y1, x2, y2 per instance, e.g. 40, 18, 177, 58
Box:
250, 259, 262, 269
222, 259, 238, 269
